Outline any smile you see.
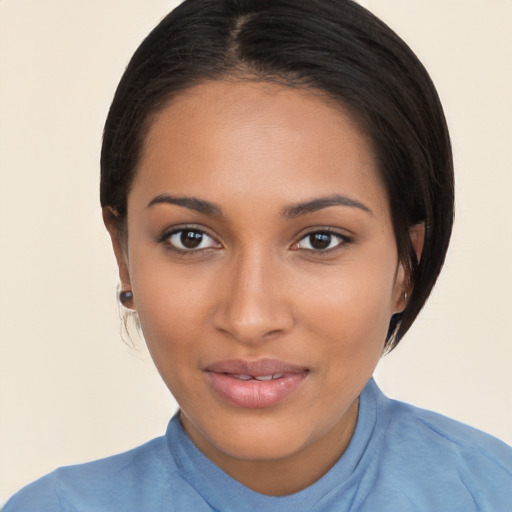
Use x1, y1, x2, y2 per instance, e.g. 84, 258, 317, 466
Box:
204, 359, 309, 409
231, 373, 284, 381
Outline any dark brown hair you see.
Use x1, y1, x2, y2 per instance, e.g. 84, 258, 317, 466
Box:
100, 0, 454, 350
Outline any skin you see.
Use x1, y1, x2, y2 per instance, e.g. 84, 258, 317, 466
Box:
105, 80, 420, 496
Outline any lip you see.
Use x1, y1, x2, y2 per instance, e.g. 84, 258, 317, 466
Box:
204, 358, 309, 409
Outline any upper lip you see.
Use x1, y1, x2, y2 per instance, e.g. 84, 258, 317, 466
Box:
204, 358, 309, 377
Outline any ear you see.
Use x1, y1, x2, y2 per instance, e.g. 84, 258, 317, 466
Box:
103, 207, 133, 307
409, 222, 425, 266
393, 222, 425, 312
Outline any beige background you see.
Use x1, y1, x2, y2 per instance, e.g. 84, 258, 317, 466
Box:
1, 0, 511, 502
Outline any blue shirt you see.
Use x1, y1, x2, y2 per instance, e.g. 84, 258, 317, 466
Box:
4, 379, 512, 511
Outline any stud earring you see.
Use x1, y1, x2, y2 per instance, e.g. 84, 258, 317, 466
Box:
119, 290, 133, 306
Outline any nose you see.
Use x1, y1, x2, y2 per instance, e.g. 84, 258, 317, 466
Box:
212, 249, 294, 344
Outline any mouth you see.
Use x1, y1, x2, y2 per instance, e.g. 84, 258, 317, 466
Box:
229, 373, 286, 381
204, 358, 309, 409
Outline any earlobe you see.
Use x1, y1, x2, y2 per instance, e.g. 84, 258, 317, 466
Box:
394, 289, 408, 313
393, 266, 409, 313
102, 207, 133, 308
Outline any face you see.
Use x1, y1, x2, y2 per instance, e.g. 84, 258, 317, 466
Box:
108, 80, 408, 485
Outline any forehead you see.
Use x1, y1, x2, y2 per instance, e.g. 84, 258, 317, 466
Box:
132, 80, 389, 218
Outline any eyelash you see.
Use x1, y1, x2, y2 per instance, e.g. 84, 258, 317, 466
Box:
293, 228, 352, 253
157, 226, 352, 255
157, 227, 220, 253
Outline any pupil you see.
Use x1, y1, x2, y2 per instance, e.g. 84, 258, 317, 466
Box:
181, 230, 203, 248
311, 232, 331, 250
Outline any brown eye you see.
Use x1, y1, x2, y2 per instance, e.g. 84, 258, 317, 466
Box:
167, 229, 219, 251
297, 231, 346, 251
181, 230, 204, 248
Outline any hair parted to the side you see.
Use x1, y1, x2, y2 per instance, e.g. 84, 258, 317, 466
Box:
100, 0, 454, 351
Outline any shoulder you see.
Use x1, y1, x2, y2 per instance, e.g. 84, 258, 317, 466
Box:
3, 434, 190, 511
369, 384, 512, 510
384, 394, 512, 469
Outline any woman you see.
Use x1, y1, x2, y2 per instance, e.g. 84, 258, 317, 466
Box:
4, 0, 511, 510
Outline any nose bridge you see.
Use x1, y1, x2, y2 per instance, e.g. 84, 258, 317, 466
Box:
213, 245, 292, 343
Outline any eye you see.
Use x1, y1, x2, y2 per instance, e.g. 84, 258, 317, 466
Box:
296, 230, 348, 251
165, 228, 220, 251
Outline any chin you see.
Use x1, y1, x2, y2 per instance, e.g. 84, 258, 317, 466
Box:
214, 425, 310, 462
182, 406, 313, 461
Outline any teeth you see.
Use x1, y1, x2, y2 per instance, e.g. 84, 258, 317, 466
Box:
235, 374, 253, 380
255, 373, 284, 381
231, 373, 286, 381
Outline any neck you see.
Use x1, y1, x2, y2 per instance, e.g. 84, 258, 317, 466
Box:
182, 398, 359, 496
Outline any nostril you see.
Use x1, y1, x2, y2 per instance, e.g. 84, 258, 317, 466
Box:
212, 309, 293, 344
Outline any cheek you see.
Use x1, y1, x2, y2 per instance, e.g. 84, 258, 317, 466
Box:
303, 256, 397, 315
129, 258, 213, 365
297, 258, 396, 354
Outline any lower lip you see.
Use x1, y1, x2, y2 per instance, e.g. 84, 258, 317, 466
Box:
207, 372, 308, 409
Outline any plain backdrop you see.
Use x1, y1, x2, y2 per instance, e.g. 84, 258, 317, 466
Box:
1, 0, 511, 502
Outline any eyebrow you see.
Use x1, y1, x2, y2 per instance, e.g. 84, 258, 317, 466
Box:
282, 194, 373, 218
147, 193, 372, 218
147, 194, 223, 216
